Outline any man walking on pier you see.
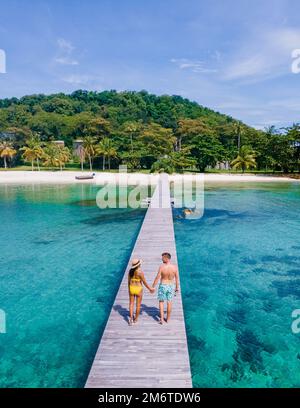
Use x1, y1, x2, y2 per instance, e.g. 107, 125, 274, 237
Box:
152, 252, 179, 324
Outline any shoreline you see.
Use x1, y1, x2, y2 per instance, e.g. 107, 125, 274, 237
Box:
0, 171, 298, 185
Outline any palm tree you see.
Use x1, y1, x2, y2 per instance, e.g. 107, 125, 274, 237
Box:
20, 146, 36, 170
0, 141, 17, 168
96, 138, 117, 170
20, 138, 44, 171
57, 147, 71, 171
77, 145, 85, 171
233, 121, 245, 150
150, 149, 196, 174
42, 144, 59, 170
42, 144, 70, 170
123, 121, 140, 153
231, 146, 256, 173
83, 136, 97, 171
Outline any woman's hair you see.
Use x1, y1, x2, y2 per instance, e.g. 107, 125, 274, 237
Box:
129, 265, 139, 278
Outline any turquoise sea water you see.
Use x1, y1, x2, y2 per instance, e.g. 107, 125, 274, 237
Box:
175, 181, 300, 387
0, 184, 144, 387
1, 181, 300, 388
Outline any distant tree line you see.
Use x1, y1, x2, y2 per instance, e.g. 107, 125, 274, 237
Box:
0, 90, 299, 173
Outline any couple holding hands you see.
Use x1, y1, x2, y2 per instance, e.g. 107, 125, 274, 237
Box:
128, 252, 179, 326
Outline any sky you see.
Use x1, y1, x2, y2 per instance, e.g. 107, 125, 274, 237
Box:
0, 0, 300, 129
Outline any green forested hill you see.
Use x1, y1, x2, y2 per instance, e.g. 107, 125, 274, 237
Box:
0, 90, 299, 172
0, 89, 236, 129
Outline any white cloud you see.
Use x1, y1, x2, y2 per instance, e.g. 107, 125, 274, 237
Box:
223, 54, 269, 81
55, 57, 78, 66
55, 58, 79, 65
61, 74, 103, 88
271, 28, 300, 52
212, 50, 222, 62
252, 120, 283, 130
62, 74, 90, 85
54, 38, 79, 66
0, 49, 6, 73
170, 58, 217, 73
223, 27, 300, 82
57, 38, 74, 52
268, 98, 300, 111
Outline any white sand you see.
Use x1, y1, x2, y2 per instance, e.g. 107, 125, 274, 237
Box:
0, 171, 158, 185
0, 170, 296, 185
196, 173, 297, 182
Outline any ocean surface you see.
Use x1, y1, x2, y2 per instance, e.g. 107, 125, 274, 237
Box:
174, 181, 300, 387
0, 183, 144, 387
1, 180, 300, 388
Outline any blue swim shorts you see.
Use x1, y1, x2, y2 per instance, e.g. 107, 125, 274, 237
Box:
157, 283, 175, 302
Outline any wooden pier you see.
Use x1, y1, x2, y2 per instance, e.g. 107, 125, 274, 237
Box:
85, 174, 192, 388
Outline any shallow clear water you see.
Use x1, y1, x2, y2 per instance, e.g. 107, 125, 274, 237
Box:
0, 184, 144, 387
174, 181, 300, 387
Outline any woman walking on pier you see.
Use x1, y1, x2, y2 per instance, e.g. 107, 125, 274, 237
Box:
128, 259, 154, 325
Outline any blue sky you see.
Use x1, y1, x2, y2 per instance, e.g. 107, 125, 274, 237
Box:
0, 0, 300, 128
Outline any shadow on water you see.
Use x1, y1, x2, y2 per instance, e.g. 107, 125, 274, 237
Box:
202, 209, 248, 219
33, 239, 57, 245
252, 267, 267, 274
81, 209, 145, 225
188, 333, 206, 352
222, 329, 276, 382
174, 208, 249, 226
272, 279, 300, 298
234, 290, 251, 302
241, 257, 258, 265
231, 249, 241, 255
261, 293, 282, 312
261, 255, 300, 266
286, 269, 300, 276
71, 199, 97, 207
183, 289, 209, 306
225, 307, 248, 331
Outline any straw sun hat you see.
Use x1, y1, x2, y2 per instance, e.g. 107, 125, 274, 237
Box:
131, 258, 142, 268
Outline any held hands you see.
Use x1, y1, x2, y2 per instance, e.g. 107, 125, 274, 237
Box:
150, 286, 155, 294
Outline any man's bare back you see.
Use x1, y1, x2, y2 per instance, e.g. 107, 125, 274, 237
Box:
152, 252, 179, 324
160, 263, 178, 284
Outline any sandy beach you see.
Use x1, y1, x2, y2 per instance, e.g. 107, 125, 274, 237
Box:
0, 170, 297, 185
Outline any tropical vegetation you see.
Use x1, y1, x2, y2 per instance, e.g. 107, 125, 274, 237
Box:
231, 146, 256, 173
0, 90, 299, 173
